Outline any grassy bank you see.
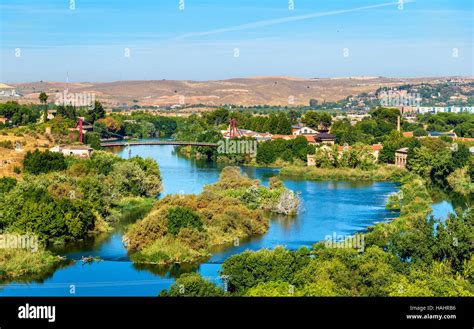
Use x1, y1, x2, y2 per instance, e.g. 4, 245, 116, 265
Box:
280, 165, 406, 181
164, 173, 473, 297
109, 197, 155, 223
126, 167, 300, 265
0, 248, 68, 283
0, 151, 162, 243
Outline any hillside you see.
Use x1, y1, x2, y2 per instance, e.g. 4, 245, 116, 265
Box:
6, 76, 474, 107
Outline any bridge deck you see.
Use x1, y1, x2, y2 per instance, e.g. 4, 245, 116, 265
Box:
101, 141, 218, 147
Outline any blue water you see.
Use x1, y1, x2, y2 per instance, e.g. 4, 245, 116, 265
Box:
0, 144, 449, 296
430, 201, 455, 221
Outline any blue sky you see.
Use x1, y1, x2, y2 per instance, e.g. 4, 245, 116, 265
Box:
0, 0, 472, 82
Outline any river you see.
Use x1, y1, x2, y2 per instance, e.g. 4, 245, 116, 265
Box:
0, 144, 454, 296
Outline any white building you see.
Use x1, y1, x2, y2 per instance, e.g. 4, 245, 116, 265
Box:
50, 145, 94, 158
415, 106, 474, 114
291, 126, 318, 135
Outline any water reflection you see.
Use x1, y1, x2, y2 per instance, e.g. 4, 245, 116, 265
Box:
0, 144, 423, 296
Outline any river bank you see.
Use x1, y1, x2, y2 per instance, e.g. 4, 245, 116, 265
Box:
280, 165, 406, 181
0, 248, 69, 284
125, 167, 300, 265
163, 172, 473, 297
0, 144, 405, 296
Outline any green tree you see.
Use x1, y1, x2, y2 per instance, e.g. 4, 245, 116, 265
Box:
0, 177, 17, 194
87, 101, 105, 123
56, 105, 77, 120
204, 108, 229, 126
221, 247, 310, 293
369, 107, 400, 125
246, 281, 295, 296
39, 92, 49, 122
447, 168, 474, 197
163, 273, 226, 297
276, 112, 292, 134
263, 114, 279, 133
256, 140, 277, 164
84, 132, 102, 150
23, 150, 67, 175
303, 111, 332, 130
166, 206, 203, 236
195, 129, 222, 159
288, 110, 300, 124
452, 144, 470, 169
413, 128, 428, 137
309, 99, 318, 108
435, 209, 474, 271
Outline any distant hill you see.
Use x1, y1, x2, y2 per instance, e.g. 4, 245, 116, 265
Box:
6, 76, 474, 107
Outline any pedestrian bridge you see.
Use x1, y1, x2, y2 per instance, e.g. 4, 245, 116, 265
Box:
100, 141, 218, 148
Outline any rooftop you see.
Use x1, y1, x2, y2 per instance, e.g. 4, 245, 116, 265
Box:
315, 132, 336, 139
59, 144, 93, 150
338, 144, 382, 151
428, 131, 457, 137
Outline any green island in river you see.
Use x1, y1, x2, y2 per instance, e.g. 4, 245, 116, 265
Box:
125, 166, 299, 265
0, 102, 472, 296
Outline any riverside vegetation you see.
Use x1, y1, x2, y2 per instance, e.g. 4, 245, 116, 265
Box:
163, 172, 473, 297
1, 101, 473, 294
125, 167, 300, 265
0, 248, 68, 283
160, 110, 474, 297
0, 150, 162, 282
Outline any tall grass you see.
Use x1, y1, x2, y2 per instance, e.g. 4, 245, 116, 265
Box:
130, 236, 209, 264
0, 248, 67, 283
280, 165, 406, 181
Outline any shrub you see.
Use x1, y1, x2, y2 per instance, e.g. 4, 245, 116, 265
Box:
0, 248, 66, 283
166, 206, 203, 236
0, 140, 14, 149
0, 177, 17, 194
245, 281, 295, 297
131, 236, 208, 264
23, 149, 67, 174
126, 208, 168, 250
163, 273, 226, 297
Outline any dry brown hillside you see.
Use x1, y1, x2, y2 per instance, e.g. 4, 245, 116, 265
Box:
0, 132, 51, 177
8, 76, 474, 107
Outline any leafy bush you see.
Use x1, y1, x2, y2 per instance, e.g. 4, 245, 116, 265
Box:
6, 196, 95, 240
131, 236, 208, 264
111, 157, 162, 197
0, 140, 14, 149
0, 177, 17, 194
23, 149, 67, 174
1, 152, 162, 242
166, 206, 203, 236
256, 137, 314, 165
0, 248, 66, 283
125, 168, 280, 264
163, 273, 226, 297
221, 247, 311, 293
160, 176, 474, 297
